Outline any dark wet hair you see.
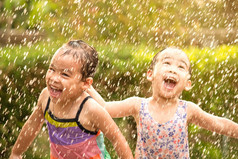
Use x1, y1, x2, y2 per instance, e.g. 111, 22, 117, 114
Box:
60, 40, 98, 81
149, 48, 166, 71
149, 47, 191, 75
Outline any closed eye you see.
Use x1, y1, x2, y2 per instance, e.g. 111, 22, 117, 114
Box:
178, 65, 185, 69
49, 67, 55, 72
62, 73, 70, 77
163, 61, 170, 65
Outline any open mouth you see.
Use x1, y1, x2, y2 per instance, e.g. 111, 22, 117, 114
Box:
49, 86, 63, 98
163, 77, 177, 90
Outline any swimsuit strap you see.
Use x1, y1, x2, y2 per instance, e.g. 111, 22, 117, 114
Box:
75, 96, 97, 135
44, 97, 51, 116
75, 96, 92, 121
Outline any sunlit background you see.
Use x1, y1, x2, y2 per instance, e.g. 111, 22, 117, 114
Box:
0, 0, 238, 158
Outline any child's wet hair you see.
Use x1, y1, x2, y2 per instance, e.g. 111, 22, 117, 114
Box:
149, 47, 192, 75
149, 48, 166, 71
61, 40, 98, 81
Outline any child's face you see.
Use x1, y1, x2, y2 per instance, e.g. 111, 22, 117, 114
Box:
148, 48, 191, 99
46, 49, 86, 103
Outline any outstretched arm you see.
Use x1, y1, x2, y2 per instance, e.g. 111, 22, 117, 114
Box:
88, 100, 134, 159
87, 86, 141, 119
87, 86, 106, 107
10, 105, 45, 159
187, 102, 238, 138
9, 92, 45, 159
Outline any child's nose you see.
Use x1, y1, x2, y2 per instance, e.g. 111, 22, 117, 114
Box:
168, 65, 177, 74
50, 74, 60, 83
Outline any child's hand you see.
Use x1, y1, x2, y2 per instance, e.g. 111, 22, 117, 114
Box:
9, 154, 22, 159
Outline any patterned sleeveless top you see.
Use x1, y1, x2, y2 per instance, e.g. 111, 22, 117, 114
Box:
135, 99, 189, 159
44, 96, 111, 159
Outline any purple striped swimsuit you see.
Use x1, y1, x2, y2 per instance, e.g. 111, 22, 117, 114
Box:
44, 96, 111, 159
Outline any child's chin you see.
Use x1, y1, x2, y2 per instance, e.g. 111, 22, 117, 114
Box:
49, 95, 62, 103
163, 92, 177, 99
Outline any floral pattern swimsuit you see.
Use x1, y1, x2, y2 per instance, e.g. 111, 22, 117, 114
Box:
135, 99, 190, 159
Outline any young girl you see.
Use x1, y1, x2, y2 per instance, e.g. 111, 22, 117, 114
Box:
88, 47, 238, 158
10, 40, 133, 159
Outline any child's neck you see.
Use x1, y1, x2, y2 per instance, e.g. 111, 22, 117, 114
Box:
151, 95, 179, 109
52, 92, 86, 118
148, 96, 179, 124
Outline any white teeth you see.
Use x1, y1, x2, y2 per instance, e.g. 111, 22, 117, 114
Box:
51, 86, 59, 91
165, 76, 178, 83
166, 76, 174, 80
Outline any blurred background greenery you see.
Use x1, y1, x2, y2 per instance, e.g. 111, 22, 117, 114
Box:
0, 0, 238, 158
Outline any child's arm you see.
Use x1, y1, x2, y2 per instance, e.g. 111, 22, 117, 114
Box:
9, 92, 45, 159
87, 85, 106, 107
88, 99, 134, 159
187, 102, 238, 138
87, 86, 141, 118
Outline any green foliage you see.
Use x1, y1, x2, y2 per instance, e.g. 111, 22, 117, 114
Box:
1, 0, 237, 46
92, 42, 156, 101
183, 46, 238, 159
0, 42, 55, 158
1, 0, 238, 158
1, 42, 238, 158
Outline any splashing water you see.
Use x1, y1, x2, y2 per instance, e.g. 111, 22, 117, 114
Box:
1, 0, 238, 158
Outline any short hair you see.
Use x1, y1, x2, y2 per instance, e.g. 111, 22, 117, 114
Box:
149, 47, 191, 75
60, 40, 98, 81
149, 48, 165, 71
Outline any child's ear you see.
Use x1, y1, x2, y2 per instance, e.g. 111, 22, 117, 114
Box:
82, 77, 93, 90
147, 69, 153, 81
185, 80, 192, 91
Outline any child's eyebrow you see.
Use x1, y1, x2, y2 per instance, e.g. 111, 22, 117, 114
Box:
63, 69, 73, 74
50, 64, 74, 74
179, 59, 190, 69
163, 56, 189, 68
162, 56, 172, 61
49, 64, 55, 68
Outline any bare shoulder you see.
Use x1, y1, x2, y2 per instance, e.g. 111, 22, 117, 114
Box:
186, 101, 213, 125
127, 96, 144, 112
126, 96, 143, 103
86, 97, 103, 111
186, 101, 198, 111
80, 97, 106, 118
38, 87, 49, 112
118, 96, 144, 114
81, 97, 118, 130
186, 101, 200, 122
126, 97, 145, 123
